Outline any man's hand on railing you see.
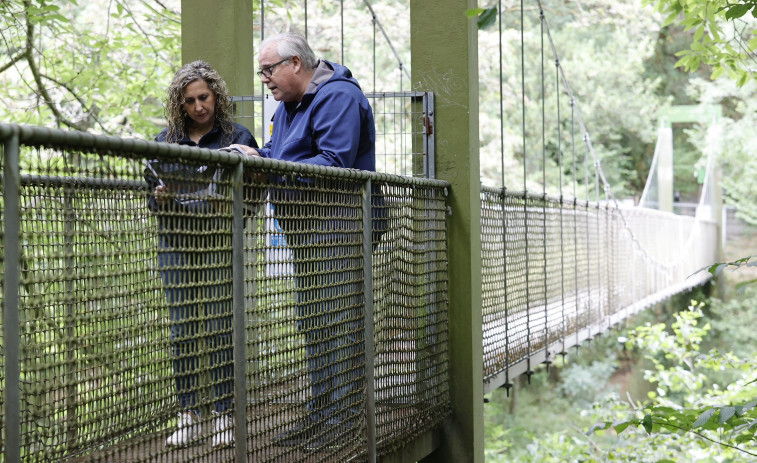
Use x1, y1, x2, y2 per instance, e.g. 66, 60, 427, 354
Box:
227, 144, 258, 157
227, 144, 267, 185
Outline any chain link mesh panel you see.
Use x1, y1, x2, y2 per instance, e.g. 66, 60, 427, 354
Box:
371, 182, 450, 456
0, 124, 450, 462
481, 187, 718, 389
241, 174, 450, 462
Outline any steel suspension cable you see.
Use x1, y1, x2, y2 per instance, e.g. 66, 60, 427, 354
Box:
497, 0, 512, 394
373, 13, 376, 93
520, 0, 533, 381
521, 0, 527, 192
536, 0, 688, 273
556, 55, 566, 355
361, 0, 411, 82
572, 98, 579, 353
584, 137, 592, 339
539, 6, 549, 367
259, 0, 266, 142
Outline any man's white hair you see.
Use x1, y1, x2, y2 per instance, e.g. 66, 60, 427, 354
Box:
260, 32, 318, 69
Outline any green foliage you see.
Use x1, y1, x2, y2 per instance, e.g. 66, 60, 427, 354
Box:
588, 300, 757, 459
467, 6, 497, 30
646, 0, 757, 86
556, 356, 619, 406
486, 287, 757, 461
473, 0, 666, 197
699, 255, 757, 277
0, 0, 181, 137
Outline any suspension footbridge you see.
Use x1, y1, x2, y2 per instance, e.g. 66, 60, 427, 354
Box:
0, 1, 721, 462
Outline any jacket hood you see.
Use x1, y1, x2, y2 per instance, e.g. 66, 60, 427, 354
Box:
303, 60, 361, 99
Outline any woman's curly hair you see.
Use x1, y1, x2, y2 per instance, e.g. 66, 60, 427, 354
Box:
163, 60, 234, 144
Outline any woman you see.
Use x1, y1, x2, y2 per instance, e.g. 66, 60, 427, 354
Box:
146, 60, 258, 449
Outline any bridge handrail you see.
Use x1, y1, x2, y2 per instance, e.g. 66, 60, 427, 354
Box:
0, 122, 452, 462
0, 122, 449, 188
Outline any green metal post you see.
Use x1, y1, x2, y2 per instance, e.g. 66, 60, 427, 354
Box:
232, 161, 248, 462
3, 131, 21, 463
181, 3, 255, 457
657, 120, 673, 213
181, 0, 256, 132
411, 1, 484, 462
362, 179, 377, 463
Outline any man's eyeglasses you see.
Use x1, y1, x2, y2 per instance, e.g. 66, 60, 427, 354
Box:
256, 58, 290, 79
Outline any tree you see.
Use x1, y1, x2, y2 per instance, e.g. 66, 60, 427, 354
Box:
589, 300, 757, 460
646, 0, 757, 86
0, 0, 180, 137
472, 0, 668, 198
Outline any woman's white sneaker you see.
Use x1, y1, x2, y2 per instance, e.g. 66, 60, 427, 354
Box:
165, 412, 201, 447
212, 412, 234, 448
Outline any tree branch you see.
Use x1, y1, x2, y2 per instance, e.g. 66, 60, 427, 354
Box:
144, 0, 181, 24
40, 72, 112, 135
0, 50, 25, 74
652, 420, 757, 458
23, 3, 84, 131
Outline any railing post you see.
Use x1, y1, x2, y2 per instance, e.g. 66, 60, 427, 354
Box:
64, 172, 78, 453
362, 179, 377, 463
412, 1, 484, 461
181, 0, 256, 133
3, 130, 21, 463
232, 161, 248, 462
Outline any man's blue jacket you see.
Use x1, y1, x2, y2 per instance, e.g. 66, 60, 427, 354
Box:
257, 60, 376, 172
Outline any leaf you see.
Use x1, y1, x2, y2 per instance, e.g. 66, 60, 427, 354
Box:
642, 414, 653, 435
740, 400, 757, 413
711, 66, 725, 80
720, 406, 736, 426
477, 7, 497, 30
465, 8, 486, 18
708, 263, 728, 276
613, 421, 632, 434
725, 4, 752, 20
693, 408, 717, 428
674, 56, 690, 69
663, 10, 680, 27
693, 26, 704, 43
689, 56, 701, 71
587, 421, 612, 435
737, 71, 750, 87
735, 433, 754, 444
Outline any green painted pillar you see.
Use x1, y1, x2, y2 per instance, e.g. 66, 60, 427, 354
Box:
181, 5, 255, 462
181, 0, 255, 131
411, 1, 484, 462
657, 120, 674, 213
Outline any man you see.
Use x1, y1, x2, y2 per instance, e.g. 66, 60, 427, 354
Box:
232, 32, 376, 450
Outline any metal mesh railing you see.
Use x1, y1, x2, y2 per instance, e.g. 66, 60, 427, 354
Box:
480, 187, 718, 391
0, 123, 450, 462
231, 92, 435, 179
